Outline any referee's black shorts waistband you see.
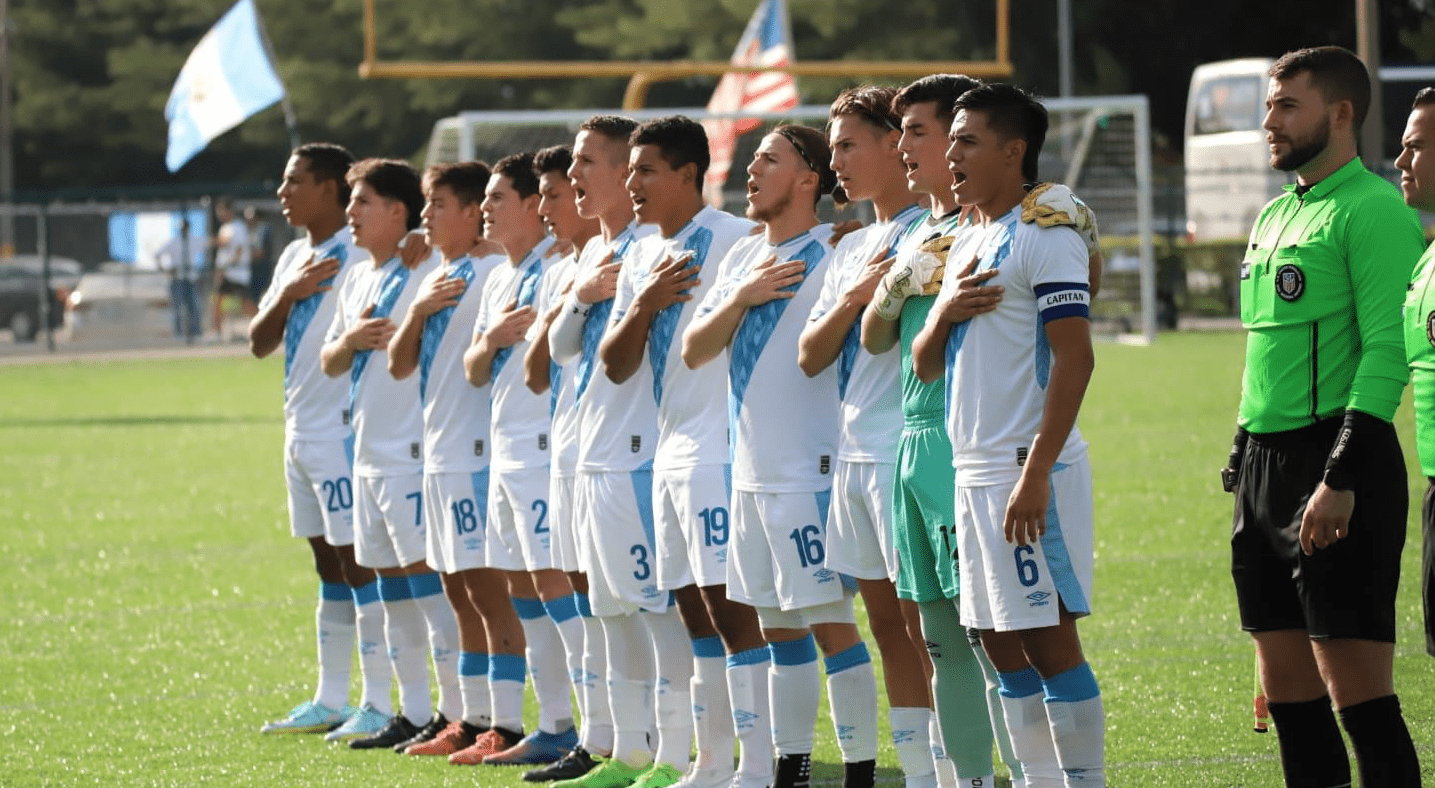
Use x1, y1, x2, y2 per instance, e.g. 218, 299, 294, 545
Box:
1246, 416, 1342, 451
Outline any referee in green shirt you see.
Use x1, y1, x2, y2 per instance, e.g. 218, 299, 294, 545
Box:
1224, 47, 1423, 788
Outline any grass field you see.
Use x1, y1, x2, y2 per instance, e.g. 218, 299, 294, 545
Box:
3, 332, 1433, 787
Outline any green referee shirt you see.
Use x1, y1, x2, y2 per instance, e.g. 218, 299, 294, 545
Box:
1404, 242, 1435, 476
1238, 156, 1424, 433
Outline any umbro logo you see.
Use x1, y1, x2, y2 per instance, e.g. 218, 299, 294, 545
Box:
836, 724, 855, 740
892, 729, 916, 744
733, 710, 760, 728
813, 569, 835, 583
1027, 590, 1051, 607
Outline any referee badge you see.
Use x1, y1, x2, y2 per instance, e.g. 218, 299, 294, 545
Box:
1426, 311, 1435, 349
1274, 264, 1305, 302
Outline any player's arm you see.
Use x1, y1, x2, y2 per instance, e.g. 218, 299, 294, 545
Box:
389, 271, 463, 380
602, 251, 696, 384
797, 248, 892, 376
523, 297, 564, 395
249, 254, 341, 358
321, 304, 394, 377
860, 304, 900, 355
683, 254, 802, 369
465, 297, 536, 388
550, 252, 620, 366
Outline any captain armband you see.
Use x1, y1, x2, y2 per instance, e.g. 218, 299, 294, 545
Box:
1034, 281, 1091, 323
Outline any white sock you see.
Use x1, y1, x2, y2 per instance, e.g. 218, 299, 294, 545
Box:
1041, 664, 1105, 787
411, 572, 460, 721
646, 608, 695, 769
314, 582, 355, 710
351, 581, 391, 715
490, 651, 527, 732
579, 596, 614, 754
459, 651, 492, 727
930, 714, 957, 788
824, 642, 878, 763
518, 597, 575, 733
997, 669, 1061, 788
934, 757, 959, 788
692, 636, 735, 776
545, 594, 587, 729
726, 646, 773, 788
379, 576, 432, 725
975, 645, 1022, 784
603, 613, 656, 768
891, 707, 938, 788
769, 635, 820, 756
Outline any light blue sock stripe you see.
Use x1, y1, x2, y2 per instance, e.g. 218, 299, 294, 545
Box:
321, 582, 352, 602
544, 594, 580, 624
769, 635, 818, 666
459, 651, 490, 677
823, 642, 871, 675
513, 597, 546, 620
408, 571, 444, 599
1042, 662, 1100, 703
351, 580, 381, 606
491, 653, 527, 683
727, 646, 771, 668
575, 593, 593, 618
998, 667, 1044, 699
377, 575, 414, 602
692, 635, 725, 659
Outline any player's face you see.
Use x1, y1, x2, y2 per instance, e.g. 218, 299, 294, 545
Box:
568, 130, 630, 220
421, 183, 479, 257
627, 144, 689, 227
945, 109, 1017, 209
1263, 71, 1333, 173
746, 133, 806, 223
538, 171, 584, 242
481, 173, 532, 251
899, 101, 957, 197
345, 180, 404, 252
276, 155, 329, 229
829, 114, 899, 204
1396, 105, 1435, 212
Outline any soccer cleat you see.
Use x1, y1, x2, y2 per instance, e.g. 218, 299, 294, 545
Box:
524, 746, 603, 782
841, 760, 876, 788
773, 754, 812, 788
551, 757, 646, 788
406, 719, 487, 756
673, 765, 737, 788
348, 714, 420, 750
448, 726, 524, 765
484, 726, 580, 765
260, 700, 344, 734
629, 763, 684, 788
324, 703, 390, 742
393, 712, 450, 752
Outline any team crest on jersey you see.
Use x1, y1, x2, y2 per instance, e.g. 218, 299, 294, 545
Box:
1274, 264, 1305, 302
1426, 312, 1435, 349
410, 442, 420, 459
630, 435, 642, 453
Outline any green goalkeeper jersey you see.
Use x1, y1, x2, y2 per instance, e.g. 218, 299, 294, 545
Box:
1405, 243, 1435, 477
900, 293, 944, 422
1238, 156, 1424, 433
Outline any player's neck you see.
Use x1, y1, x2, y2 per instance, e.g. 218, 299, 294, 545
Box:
868, 176, 917, 224
364, 234, 402, 267
304, 213, 345, 247
1295, 144, 1357, 188
926, 186, 959, 219
763, 208, 819, 246
659, 196, 705, 238
502, 223, 546, 266
439, 238, 471, 264
568, 226, 599, 254
975, 179, 1028, 225
598, 204, 636, 243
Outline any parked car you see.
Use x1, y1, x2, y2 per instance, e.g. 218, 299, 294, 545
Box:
0, 263, 66, 342
64, 269, 174, 342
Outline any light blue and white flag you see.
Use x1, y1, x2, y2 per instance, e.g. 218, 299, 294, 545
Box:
164, 0, 286, 172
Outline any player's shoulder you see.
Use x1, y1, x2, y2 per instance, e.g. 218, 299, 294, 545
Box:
698, 207, 758, 238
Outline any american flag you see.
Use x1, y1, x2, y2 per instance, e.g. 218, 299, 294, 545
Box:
701, 0, 800, 207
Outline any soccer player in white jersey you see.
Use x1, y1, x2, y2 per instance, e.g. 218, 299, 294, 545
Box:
683, 124, 878, 788
383, 160, 520, 758
250, 143, 388, 737
601, 116, 768, 788
523, 145, 618, 783
459, 152, 565, 764
795, 86, 937, 788
912, 83, 1104, 788
317, 159, 459, 750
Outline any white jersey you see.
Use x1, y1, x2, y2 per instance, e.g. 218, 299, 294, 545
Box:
694, 225, 838, 493
418, 253, 506, 474
613, 206, 756, 471
326, 252, 441, 477
532, 253, 580, 478
260, 227, 366, 442
476, 237, 557, 472
808, 203, 924, 463
549, 222, 659, 473
938, 206, 1091, 486
217, 218, 250, 285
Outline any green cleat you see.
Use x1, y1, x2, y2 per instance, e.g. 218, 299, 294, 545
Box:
629, 763, 684, 788
552, 757, 648, 788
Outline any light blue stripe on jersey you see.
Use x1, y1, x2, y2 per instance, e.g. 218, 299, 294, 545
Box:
471, 468, 490, 528
417, 256, 476, 404
837, 205, 921, 400
630, 459, 656, 547
943, 212, 1018, 414
1042, 462, 1089, 615
729, 237, 825, 432
649, 226, 713, 406
574, 230, 639, 404
350, 259, 410, 410
548, 361, 561, 417
490, 250, 546, 380
284, 236, 348, 390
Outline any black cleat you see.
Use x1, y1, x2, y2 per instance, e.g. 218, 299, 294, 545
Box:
523, 745, 601, 782
774, 753, 812, 788
841, 760, 876, 788
349, 714, 421, 750
392, 712, 450, 752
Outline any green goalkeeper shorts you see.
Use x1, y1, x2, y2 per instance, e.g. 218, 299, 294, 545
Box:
894, 417, 960, 602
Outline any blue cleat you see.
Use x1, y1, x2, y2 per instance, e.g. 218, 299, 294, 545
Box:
260, 701, 344, 734
324, 703, 391, 742
483, 725, 581, 765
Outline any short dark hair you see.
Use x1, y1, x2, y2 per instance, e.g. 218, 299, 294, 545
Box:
580, 115, 639, 164
294, 142, 355, 207
346, 158, 423, 231
953, 83, 1048, 183
829, 85, 901, 134
1414, 87, 1435, 109
533, 145, 574, 177
493, 152, 540, 199
423, 161, 492, 207
892, 74, 983, 126
772, 124, 848, 207
1270, 46, 1372, 128
630, 116, 710, 190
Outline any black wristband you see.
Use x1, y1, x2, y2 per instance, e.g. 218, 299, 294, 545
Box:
1222, 426, 1249, 493
1322, 409, 1386, 491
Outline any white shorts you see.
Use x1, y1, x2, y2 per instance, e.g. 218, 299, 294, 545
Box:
424, 469, 492, 574
284, 437, 355, 545
550, 473, 581, 573
577, 467, 669, 617
957, 458, 1095, 632
487, 466, 551, 572
825, 460, 899, 583
654, 464, 733, 590
727, 488, 844, 612
353, 472, 426, 570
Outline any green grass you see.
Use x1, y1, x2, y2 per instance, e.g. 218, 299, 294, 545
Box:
2, 333, 1433, 786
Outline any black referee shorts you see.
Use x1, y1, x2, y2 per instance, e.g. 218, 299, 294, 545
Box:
1422, 481, 1435, 656
1230, 416, 1407, 642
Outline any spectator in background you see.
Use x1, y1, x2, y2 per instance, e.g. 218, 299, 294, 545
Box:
246, 206, 274, 308
212, 198, 251, 340
155, 217, 203, 340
